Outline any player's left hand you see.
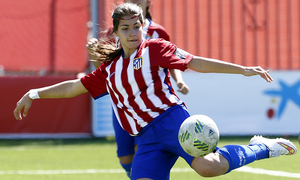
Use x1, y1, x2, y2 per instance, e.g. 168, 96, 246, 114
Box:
244, 66, 273, 83
177, 82, 190, 95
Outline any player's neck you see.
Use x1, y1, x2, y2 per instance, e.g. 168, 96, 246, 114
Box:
122, 49, 135, 59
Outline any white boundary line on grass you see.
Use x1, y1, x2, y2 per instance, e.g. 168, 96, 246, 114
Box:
0, 167, 299, 178
236, 166, 300, 178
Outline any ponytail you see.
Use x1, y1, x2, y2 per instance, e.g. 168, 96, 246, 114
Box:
145, 6, 152, 20
90, 32, 122, 63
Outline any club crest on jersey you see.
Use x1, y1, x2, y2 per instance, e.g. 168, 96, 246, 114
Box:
133, 57, 143, 70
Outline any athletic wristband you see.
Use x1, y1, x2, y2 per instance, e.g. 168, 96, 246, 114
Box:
28, 89, 40, 100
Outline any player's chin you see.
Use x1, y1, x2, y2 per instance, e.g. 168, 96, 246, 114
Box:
128, 44, 140, 50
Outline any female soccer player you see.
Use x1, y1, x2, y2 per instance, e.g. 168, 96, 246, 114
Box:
14, 3, 297, 180
88, 0, 189, 178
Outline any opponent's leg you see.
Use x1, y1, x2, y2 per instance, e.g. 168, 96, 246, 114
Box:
113, 112, 136, 178
119, 143, 138, 178
119, 154, 134, 178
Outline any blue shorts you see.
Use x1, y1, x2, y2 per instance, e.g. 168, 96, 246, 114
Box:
131, 105, 194, 180
113, 112, 138, 157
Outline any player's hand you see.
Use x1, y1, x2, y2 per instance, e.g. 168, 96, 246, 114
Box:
177, 82, 190, 95
86, 38, 98, 51
244, 66, 273, 83
86, 38, 101, 61
13, 93, 33, 120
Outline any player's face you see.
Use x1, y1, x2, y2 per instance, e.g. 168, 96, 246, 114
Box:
115, 16, 143, 57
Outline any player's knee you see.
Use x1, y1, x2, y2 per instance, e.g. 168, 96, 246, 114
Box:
119, 154, 134, 164
191, 156, 227, 177
195, 166, 219, 177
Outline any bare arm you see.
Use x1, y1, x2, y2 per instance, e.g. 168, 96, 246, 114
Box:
187, 56, 273, 82
36, 79, 88, 98
13, 79, 88, 120
169, 69, 190, 95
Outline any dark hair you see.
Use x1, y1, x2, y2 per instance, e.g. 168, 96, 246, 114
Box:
93, 3, 144, 63
112, 3, 144, 33
145, 6, 152, 20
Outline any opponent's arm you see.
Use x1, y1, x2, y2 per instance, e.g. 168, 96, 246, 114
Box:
13, 79, 88, 120
169, 69, 189, 95
187, 56, 273, 82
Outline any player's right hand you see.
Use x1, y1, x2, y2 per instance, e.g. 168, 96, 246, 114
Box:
86, 38, 100, 61
13, 93, 33, 120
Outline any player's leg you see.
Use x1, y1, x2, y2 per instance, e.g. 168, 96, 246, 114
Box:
190, 136, 297, 177
131, 105, 189, 180
132, 125, 177, 180
165, 106, 297, 177
132, 144, 176, 180
190, 145, 258, 177
112, 112, 135, 178
118, 154, 134, 178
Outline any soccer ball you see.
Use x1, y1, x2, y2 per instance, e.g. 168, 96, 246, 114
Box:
178, 115, 219, 157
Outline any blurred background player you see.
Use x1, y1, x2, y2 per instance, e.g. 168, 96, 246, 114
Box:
87, 0, 190, 178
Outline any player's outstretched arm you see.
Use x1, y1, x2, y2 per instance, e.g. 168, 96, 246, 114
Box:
13, 79, 88, 120
169, 69, 190, 95
187, 56, 273, 83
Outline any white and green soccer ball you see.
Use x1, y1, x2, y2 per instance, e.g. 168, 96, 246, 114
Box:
178, 115, 219, 157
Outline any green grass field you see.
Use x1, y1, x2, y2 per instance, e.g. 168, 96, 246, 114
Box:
0, 136, 299, 180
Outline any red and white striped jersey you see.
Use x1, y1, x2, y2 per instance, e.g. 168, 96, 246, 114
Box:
81, 39, 193, 135
143, 19, 170, 41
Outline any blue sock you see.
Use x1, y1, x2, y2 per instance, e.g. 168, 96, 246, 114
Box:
249, 144, 269, 160
120, 162, 132, 178
217, 144, 269, 173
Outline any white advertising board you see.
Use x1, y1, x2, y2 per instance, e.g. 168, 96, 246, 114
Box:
92, 95, 115, 137
91, 95, 114, 137
173, 70, 300, 136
